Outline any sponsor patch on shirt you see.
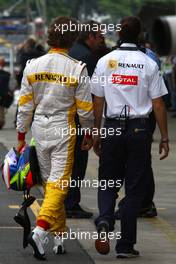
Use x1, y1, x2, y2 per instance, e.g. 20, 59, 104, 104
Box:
108, 59, 118, 69
118, 63, 144, 69
27, 72, 78, 87
112, 74, 138, 85
107, 60, 144, 70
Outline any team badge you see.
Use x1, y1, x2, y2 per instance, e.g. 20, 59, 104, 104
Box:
108, 59, 118, 69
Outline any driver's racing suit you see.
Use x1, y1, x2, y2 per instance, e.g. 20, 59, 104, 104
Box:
16, 48, 94, 233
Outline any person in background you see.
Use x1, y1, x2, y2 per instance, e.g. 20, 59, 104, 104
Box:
14, 38, 45, 126
170, 57, 176, 117
65, 20, 105, 219
16, 38, 45, 85
0, 57, 16, 129
162, 56, 173, 109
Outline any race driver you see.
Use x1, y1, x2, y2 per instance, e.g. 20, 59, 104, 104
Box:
16, 16, 94, 260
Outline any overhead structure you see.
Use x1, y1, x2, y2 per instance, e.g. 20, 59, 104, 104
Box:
2, 0, 47, 24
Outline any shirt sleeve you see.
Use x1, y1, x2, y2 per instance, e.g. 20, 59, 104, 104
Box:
91, 61, 105, 97
16, 64, 35, 133
75, 67, 94, 129
148, 64, 168, 99
146, 48, 161, 69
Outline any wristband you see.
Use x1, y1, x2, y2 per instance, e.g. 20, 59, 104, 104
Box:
85, 130, 92, 139
160, 139, 169, 143
85, 134, 92, 139
18, 132, 26, 141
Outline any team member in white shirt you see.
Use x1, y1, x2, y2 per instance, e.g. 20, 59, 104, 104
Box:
91, 16, 169, 258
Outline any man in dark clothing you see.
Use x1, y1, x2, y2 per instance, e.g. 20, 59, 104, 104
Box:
69, 41, 96, 77
14, 38, 45, 126
16, 38, 45, 86
0, 57, 13, 129
65, 20, 105, 218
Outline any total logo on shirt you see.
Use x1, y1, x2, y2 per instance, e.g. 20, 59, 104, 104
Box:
112, 74, 138, 85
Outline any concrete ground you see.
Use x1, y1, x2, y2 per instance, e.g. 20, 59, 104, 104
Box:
0, 105, 176, 264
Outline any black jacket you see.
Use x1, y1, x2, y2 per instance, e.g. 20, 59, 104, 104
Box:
69, 41, 97, 77
0, 69, 10, 97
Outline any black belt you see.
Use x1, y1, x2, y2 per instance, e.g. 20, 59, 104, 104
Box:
105, 117, 150, 132
106, 117, 148, 122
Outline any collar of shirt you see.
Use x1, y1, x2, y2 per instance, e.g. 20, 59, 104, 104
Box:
48, 48, 68, 54
120, 43, 137, 48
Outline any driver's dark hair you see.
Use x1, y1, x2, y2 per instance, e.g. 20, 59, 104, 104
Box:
47, 16, 79, 48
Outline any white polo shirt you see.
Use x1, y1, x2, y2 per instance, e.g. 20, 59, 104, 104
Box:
91, 43, 168, 118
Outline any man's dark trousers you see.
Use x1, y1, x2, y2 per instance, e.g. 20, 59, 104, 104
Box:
65, 42, 96, 211
120, 111, 156, 209
95, 118, 152, 251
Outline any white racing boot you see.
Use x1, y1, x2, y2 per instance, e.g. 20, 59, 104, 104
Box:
28, 226, 48, 260
53, 235, 65, 254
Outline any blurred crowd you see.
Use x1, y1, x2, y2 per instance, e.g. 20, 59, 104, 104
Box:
1, 20, 176, 126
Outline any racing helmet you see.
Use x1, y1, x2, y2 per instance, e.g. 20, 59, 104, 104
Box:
2, 144, 42, 191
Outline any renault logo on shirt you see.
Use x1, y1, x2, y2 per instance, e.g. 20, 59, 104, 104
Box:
107, 60, 144, 70
112, 74, 138, 85
118, 63, 144, 69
